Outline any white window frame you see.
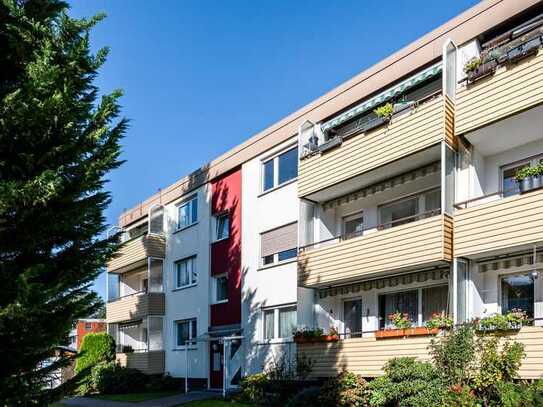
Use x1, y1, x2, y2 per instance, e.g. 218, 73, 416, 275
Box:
377, 187, 440, 227
176, 195, 198, 231
261, 248, 297, 267
261, 304, 297, 342
214, 212, 230, 242
342, 211, 364, 238
174, 318, 197, 349
261, 146, 298, 193
174, 256, 197, 290
213, 273, 229, 304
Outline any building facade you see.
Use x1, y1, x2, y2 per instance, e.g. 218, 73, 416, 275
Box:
106, 0, 543, 388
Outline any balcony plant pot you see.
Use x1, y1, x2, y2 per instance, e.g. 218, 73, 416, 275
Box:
467, 59, 497, 83
507, 37, 541, 64
531, 174, 543, 190
362, 116, 387, 133
293, 334, 339, 344
518, 177, 533, 194
375, 327, 440, 339
318, 136, 343, 153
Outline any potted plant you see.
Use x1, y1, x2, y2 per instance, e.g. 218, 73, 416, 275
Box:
375, 312, 412, 338
374, 102, 394, 121
515, 163, 543, 193
464, 56, 497, 83
425, 313, 453, 333
477, 309, 529, 333
293, 327, 339, 344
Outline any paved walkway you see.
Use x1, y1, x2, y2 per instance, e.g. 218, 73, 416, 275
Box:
61, 391, 217, 407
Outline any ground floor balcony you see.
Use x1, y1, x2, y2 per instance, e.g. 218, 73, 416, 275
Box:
116, 350, 165, 375
297, 327, 543, 379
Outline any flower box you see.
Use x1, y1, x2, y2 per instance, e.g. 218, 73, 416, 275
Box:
466, 59, 497, 83
375, 327, 440, 339
518, 174, 543, 193
293, 335, 340, 344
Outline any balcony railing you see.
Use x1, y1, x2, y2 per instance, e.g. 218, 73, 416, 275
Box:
107, 233, 165, 274
106, 291, 165, 323
297, 325, 543, 379
454, 188, 543, 258
298, 213, 452, 288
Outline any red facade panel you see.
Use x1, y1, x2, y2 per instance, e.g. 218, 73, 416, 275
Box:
210, 168, 242, 327
76, 320, 106, 350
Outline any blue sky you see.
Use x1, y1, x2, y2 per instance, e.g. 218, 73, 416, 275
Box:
68, 0, 479, 299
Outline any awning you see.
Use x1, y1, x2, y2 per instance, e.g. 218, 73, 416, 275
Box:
321, 62, 442, 132
322, 161, 440, 210
318, 268, 449, 299
478, 252, 543, 273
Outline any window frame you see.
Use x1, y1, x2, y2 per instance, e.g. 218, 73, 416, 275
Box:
261, 146, 298, 193
342, 211, 364, 239
261, 304, 297, 342
175, 318, 197, 349
213, 273, 229, 304
260, 248, 297, 267
174, 256, 197, 290
214, 212, 230, 242
176, 195, 198, 231
498, 272, 535, 318
377, 283, 448, 329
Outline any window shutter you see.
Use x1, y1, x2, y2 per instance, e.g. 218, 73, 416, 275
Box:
261, 222, 297, 258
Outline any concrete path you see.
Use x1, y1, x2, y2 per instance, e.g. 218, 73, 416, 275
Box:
60, 391, 217, 407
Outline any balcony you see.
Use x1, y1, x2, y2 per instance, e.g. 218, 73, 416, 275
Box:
297, 327, 543, 379
298, 214, 452, 288
456, 49, 543, 135
107, 233, 165, 274
455, 188, 543, 259
116, 351, 165, 375
106, 292, 165, 323
298, 96, 451, 198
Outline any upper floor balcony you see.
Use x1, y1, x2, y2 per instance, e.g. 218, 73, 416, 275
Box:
456, 20, 543, 135
297, 63, 455, 199
454, 98, 543, 259
107, 233, 165, 274
298, 145, 455, 288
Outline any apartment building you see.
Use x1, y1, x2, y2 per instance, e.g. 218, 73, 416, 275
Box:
106, 0, 543, 389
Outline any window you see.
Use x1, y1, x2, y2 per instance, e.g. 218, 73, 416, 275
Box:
343, 299, 362, 338
84, 323, 92, 331
501, 274, 534, 318
215, 213, 229, 241
262, 147, 298, 192
215, 275, 228, 303
175, 256, 197, 289
378, 285, 448, 329
379, 188, 440, 229
260, 222, 298, 266
263, 305, 297, 340
176, 319, 197, 347
177, 196, 198, 229
343, 213, 364, 240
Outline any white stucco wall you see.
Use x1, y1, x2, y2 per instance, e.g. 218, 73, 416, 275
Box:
163, 184, 211, 379
241, 138, 299, 375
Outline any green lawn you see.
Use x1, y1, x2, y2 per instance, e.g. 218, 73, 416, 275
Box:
92, 391, 181, 402
182, 401, 252, 407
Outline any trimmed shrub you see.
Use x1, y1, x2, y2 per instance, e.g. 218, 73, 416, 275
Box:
285, 386, 321, 407
319, 371, 368, 407
75, 332, 115, 375
145, 374, 184, 391
368, 357, 447, 407
237, 373, 269, 404
90, 361, 147, 394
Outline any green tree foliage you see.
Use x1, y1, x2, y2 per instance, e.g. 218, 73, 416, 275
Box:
75, 333, 115, 375
0, 0, 125, 403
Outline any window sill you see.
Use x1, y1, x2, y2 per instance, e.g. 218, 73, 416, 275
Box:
172, 346, 198, 351
212, 236, 230, 244
212, 299, 228, 305
173, 222, 199, 235
258, 178, 297, 198
258, 258, 297, 271
172, 283, 198, 292
258, 338, 294, 345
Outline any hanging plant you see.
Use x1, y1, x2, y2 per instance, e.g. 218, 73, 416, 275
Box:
374, 102, 394, 120
463, 56, 482, 73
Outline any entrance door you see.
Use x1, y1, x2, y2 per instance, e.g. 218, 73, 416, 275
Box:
209, 341, 223, 389
343, 299, 362, 338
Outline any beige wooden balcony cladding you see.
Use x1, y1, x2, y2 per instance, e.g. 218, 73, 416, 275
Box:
107, 234, 165, 273
298, 214, 453, 288
455, 189, 543, 258
116, 351, 165, 375
106, 293, 165, 323
298, 327, 543, 379
298, 97, 448, 198
456, 51, 543, 135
